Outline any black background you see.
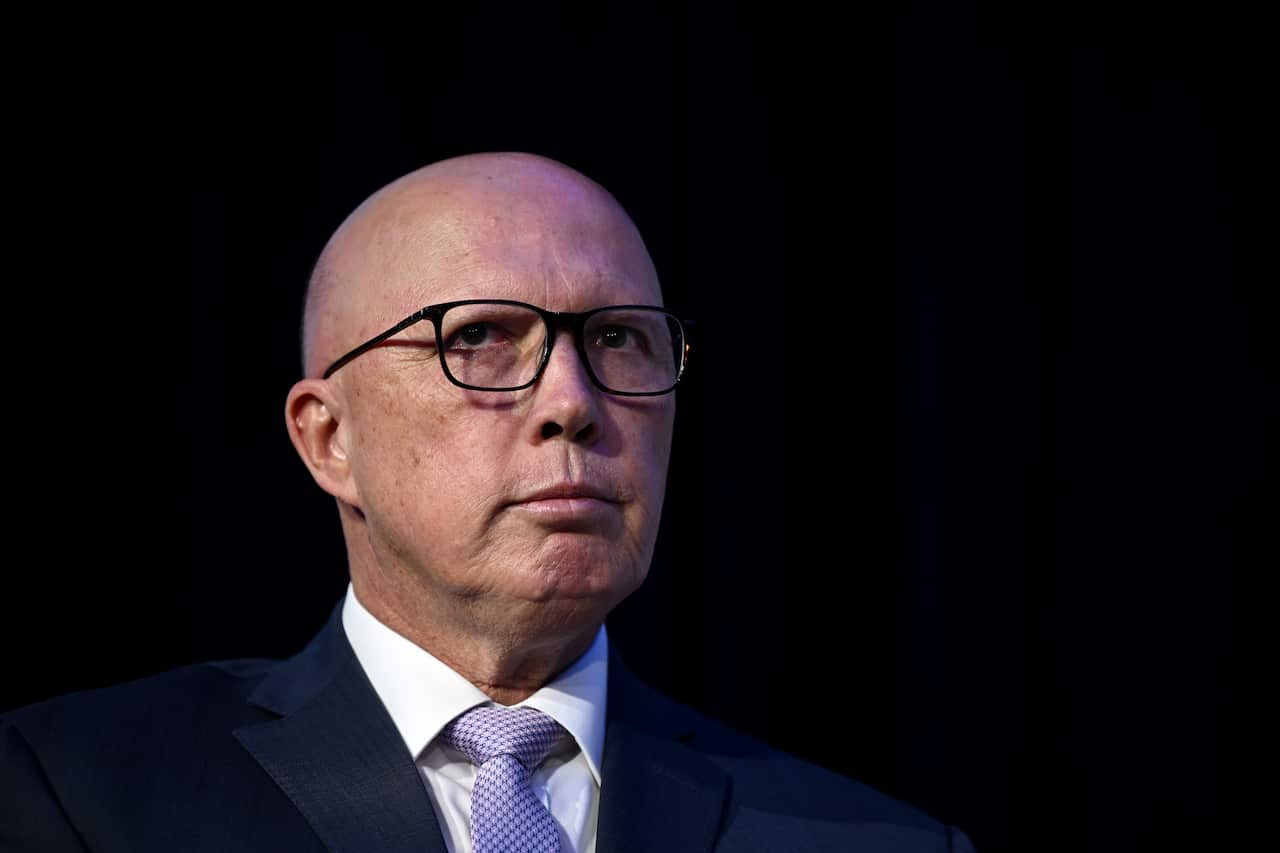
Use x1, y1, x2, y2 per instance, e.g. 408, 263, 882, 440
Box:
4, 5, 1270, 852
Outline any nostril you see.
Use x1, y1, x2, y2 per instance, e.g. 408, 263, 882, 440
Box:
572, 423, 595, 442
541, 422, 564, 440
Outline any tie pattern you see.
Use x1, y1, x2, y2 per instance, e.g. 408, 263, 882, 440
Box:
441, 705, 567, 853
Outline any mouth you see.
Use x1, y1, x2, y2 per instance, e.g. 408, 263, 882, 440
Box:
505, 483, 622, 525
513, 483, 618, 504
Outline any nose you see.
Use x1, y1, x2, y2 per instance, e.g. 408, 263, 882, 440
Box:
527, 328, 602, 444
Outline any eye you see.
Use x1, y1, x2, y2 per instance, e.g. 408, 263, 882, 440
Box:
448, 322, 501, 350
596, 324, 640, 350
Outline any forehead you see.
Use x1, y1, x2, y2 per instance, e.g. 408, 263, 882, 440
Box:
364, 180, 662, 324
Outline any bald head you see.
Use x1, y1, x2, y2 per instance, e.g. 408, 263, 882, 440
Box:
301, 153, 659, 379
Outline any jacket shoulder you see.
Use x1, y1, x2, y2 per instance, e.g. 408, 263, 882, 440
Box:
608, 654, 965, 846
5, 658, 281, 736
2, 658, 285, 805
1, 657, 318, 852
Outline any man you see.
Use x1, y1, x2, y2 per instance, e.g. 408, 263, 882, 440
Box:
1, 153, 975, 851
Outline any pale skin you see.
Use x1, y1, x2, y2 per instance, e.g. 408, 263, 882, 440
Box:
285, 153, 676, 705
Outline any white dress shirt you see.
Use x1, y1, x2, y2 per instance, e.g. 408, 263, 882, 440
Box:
341, 584, 606, 853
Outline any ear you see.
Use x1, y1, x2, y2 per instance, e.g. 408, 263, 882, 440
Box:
284, 377, 361, 507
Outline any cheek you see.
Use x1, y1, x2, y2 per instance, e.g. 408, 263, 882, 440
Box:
351, 394, 492, 521
639, 403, 676, 480
413, 415, 533, 554
620, 406, 676, 521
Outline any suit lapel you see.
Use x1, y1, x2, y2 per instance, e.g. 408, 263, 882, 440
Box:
230, 605, 729, 853
597, 652, 730, 853
233, 604, 447, 853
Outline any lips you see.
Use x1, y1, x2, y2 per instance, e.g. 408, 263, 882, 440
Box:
502, 483, 623, 528
510, 483, 618, 505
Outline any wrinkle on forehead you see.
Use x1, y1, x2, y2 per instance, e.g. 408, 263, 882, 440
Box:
302, 153, 659, 379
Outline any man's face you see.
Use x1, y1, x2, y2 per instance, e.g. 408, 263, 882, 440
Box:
333, 177, 675, 635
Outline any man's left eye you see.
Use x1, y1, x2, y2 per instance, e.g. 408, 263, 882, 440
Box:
449, 323, 502, 349
597, 325, 635, 349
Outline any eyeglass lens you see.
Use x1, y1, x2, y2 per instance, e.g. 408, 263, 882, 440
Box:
437, 303, 681, 392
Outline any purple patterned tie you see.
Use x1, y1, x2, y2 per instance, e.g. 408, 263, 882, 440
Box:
441, 705, 568, 853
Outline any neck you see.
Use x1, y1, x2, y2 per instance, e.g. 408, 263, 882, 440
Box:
350, 569, 601, 706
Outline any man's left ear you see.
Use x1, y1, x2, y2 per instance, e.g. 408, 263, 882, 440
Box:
284, 378, 361, 507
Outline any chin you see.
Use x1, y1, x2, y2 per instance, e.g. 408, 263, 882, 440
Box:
496, 591, 615, 650
513, 553, 640, 613
528, 563, 636, 603
481, 532, 646, 617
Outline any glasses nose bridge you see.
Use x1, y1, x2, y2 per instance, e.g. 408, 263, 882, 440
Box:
535, 309, 592, 384
539, 308, 587, 354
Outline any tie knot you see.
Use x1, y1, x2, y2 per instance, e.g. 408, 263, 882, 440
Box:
442, 705, 567, 771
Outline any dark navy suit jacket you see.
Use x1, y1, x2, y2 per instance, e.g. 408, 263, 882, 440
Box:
2, 602, 975, 851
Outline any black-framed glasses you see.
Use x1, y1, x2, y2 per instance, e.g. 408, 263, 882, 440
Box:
322, 299, 690, 396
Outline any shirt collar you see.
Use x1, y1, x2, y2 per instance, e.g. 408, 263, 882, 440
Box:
341, 582, 608, 784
